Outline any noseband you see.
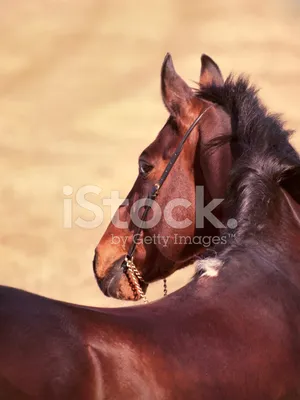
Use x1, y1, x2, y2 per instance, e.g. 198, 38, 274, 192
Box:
122, 105, 213, 302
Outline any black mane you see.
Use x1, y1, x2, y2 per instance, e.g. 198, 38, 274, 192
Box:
199, 75, 299, 165
197, 75, 300, 249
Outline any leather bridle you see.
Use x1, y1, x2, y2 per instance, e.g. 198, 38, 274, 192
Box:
122, 105, 213, 302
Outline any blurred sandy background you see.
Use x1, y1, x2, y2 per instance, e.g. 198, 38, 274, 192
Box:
0, 0, 300, 307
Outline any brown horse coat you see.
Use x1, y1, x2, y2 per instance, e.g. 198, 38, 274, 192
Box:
1, 57, 300, 399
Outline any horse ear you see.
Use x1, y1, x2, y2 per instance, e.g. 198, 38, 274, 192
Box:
200, 54, 224, 88
161, 53, 193, 116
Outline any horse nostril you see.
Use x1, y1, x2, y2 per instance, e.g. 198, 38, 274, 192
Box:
95, 273, 116, 298
106, 275, 119, 297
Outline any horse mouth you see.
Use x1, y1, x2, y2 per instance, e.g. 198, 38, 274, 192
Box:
95, 265, 123, 298
94, 255, 148, 301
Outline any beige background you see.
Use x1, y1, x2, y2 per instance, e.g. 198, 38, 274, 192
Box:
0, 0, 300, 307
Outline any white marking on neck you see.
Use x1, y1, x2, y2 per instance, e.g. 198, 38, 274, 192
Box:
194, 257, 223, 278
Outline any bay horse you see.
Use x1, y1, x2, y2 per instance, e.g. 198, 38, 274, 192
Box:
94, 53, 300, 302
1, 56, 300, 399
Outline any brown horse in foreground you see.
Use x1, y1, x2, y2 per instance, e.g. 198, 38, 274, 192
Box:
1, 56, 300, 399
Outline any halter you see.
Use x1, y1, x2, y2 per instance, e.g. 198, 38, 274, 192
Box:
122, 105, 213, 302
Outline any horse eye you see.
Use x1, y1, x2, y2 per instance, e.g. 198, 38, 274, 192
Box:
139, 161, 153, 177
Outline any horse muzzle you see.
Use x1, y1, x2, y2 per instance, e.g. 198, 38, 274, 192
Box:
93, 253, 148, 301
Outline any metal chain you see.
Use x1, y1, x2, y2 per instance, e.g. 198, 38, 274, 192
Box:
125, 257, 148, 303
163, 278, 167, 297
124, 257, 167, 303
124, 257, 147, 283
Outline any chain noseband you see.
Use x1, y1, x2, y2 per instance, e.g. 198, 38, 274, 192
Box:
122, 106, 213, 302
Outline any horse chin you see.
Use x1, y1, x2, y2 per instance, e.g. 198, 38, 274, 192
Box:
111, 273, 149, 301
113, 276, 149, 301
96, 264, 149, 301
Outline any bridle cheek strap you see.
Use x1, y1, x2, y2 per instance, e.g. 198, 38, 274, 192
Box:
122, 105, 214, 302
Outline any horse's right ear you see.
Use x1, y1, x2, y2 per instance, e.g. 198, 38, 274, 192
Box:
161, 53, 193, 116
200, 54, 224, 88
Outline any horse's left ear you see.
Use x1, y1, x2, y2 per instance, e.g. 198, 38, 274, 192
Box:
200, 55, 224, 87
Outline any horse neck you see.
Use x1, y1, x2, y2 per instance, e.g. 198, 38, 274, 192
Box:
227, 177, 300, 287
273, 189, 300, 285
